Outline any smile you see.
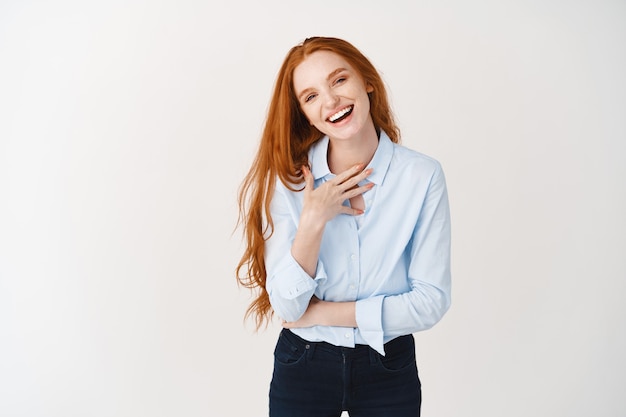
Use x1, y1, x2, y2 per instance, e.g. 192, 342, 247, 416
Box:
327, 105, 354, 123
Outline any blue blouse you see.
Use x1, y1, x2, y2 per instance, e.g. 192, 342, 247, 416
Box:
264, 131, 451, 355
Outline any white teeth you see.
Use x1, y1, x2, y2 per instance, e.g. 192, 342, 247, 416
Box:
328, 106, 352, 122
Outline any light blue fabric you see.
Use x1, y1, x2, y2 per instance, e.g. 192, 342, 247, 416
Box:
264, 131, 451, 355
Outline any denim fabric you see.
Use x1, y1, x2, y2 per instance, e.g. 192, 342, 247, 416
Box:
269, 329, 421, 417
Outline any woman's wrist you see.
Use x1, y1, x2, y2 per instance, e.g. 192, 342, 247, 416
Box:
317, 300, 357, 328
298, 209, 327, 234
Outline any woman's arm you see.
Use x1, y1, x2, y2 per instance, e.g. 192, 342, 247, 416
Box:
355, 163, 451, 352
282, 297, 357, 329
291, 165, 372, 276
265, 165, 372, 322
284, 163, 451, 353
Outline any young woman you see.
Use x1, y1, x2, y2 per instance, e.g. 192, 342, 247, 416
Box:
237, 37, 451, 417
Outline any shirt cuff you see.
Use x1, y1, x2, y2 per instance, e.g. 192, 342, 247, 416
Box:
355, 295, 385, 355
275, 253, 327, 300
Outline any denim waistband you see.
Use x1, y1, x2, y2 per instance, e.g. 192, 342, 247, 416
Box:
280, 328, 411, 360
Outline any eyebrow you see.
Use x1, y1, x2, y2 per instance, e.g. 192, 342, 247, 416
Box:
297, 67, 349, 101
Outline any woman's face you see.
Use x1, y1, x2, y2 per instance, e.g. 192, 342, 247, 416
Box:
293, 50, 374, 142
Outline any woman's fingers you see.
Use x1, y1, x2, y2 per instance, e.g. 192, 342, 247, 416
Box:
340, 205, 365, 216
308, 163, 372, 190
333, 163, 366, 184
302, 165, 314, 190
323, 165, 375, 202
344, 168, 373, 190
331, 164, 373, 190
301, 163, 374, 220
343, 182, 375, 200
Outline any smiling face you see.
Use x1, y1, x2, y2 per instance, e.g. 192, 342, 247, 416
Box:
292, 50, 375, 142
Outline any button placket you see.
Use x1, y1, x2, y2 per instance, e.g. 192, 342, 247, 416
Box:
347, 218, 360, 299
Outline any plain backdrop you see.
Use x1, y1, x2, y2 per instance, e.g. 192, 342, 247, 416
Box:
1, 1, 625, 416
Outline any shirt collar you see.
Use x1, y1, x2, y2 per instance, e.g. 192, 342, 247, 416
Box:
308, 130, 394, 185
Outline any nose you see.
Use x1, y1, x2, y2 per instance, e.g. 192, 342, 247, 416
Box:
324, 90, 340, 108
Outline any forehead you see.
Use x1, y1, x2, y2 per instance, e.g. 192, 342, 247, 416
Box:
292, 50, 356, 92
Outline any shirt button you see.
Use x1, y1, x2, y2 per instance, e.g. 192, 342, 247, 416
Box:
349, 284, 355, 290
344, 333, 350, 339
350, 254, 356, 260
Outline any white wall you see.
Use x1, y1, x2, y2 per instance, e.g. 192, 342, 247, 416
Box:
1, 1, 624, 416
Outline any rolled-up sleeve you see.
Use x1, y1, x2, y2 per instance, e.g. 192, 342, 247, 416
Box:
265, 182, 326, 322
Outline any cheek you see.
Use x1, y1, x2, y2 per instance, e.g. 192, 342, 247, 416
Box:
300, 107, 318, 125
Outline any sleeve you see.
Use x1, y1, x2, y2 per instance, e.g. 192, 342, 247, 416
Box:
355, 164, 452, 354
264, 183, 327, 322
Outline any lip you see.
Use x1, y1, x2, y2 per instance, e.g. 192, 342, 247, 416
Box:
325, 104, 354, 123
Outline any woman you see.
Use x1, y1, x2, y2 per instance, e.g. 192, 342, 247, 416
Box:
237, 37, 451, 417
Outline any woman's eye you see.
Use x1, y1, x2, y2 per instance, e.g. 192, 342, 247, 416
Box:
305, 94, 316, 103
335, 77, 346, 85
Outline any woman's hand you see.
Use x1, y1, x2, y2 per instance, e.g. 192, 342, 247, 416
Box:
290, 164, 373, 278
282, 296, 323, 329
301, 164, 373, 225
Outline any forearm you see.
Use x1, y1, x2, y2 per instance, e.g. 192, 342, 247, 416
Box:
321, 300, 357, 327
283, 297, 357, 329
291, 211, 325, 277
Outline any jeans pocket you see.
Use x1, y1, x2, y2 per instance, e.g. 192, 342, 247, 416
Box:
274, 331, 308, 366
376, 335, 416, 372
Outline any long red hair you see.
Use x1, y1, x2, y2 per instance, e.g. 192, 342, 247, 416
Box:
236, 37, 400, 328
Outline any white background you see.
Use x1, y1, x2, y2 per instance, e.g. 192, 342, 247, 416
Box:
1, 1, 624, 416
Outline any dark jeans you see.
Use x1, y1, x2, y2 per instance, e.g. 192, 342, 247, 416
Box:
269, 329, 421, 417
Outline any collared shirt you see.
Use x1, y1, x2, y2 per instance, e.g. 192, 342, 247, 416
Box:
264, 131, 451, 355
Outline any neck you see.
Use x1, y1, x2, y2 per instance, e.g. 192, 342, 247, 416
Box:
327, 122, 379, 174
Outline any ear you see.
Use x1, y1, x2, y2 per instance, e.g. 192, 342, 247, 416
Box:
366, 84, 374, 93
